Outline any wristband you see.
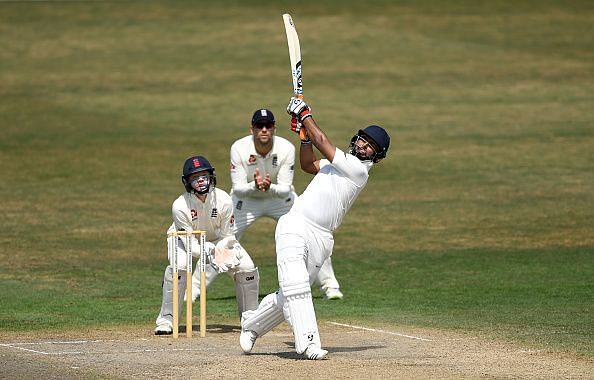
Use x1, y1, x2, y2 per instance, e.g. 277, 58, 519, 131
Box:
299, 109, 312, 123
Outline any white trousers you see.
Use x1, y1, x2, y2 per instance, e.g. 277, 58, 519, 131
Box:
231, 193, 340, 291
232, 193, 296, 240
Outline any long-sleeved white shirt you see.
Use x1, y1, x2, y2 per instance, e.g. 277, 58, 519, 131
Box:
230, 135, 295, 199
167, 188, 235, 251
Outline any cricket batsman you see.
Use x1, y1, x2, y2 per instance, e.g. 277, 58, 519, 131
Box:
239, 97, 391, 359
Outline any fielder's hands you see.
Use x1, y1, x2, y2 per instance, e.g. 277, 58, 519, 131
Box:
253, 168, 271, 192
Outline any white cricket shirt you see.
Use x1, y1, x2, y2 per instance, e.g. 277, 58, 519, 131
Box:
230, 135, 295, 199
168, 187, 235, 243
292, 147, 371, 232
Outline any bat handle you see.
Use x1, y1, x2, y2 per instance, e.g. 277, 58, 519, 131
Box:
299, 128, 309, 141
294, 94, 307, 140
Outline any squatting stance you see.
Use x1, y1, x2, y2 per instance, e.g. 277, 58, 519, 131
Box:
239, 98, 391, 359
155, 156, 259, 335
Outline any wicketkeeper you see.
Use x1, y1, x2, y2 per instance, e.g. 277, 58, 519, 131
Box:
155, 155, 259, 335
239, 98, 391, 359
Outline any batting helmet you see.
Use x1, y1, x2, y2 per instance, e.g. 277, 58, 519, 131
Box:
181, 156, 217, 194
348, 125, 390, 163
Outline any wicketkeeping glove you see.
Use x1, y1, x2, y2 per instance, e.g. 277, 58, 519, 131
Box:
211, 238, 241, 273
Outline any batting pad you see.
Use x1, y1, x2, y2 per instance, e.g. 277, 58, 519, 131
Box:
278, 256, 310, 296
241, 292, 285, 337
284, 292, 321, 354
277, 257, 321, 354
234, 268, 260, 316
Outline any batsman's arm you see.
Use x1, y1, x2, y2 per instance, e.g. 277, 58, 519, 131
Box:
299, 139, 319, 174
287, 97, 336, 172
301, 116, 336, 164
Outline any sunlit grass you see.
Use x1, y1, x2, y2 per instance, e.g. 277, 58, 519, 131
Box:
0, 0, 592, 356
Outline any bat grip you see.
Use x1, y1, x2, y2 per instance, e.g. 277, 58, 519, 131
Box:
299, 129, 309, 141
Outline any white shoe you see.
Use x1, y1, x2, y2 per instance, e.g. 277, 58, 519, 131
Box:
324, 288, 343, 300
239, 311, 257, 353
154, 322, 172, 335
304, 345, 328, 360
240, 330, 257, 353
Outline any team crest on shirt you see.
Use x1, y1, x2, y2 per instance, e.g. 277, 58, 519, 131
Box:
248, 155, 257, 165
191, 209, 198, 221
211, 208, 218, 218
272, 154, 278, 168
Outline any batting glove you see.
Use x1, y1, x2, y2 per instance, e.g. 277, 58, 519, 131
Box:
287, 97, 313, 122
290, 115, 311, 143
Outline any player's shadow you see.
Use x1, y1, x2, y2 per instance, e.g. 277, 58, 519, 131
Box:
179, 324, 239, 334
262, 342, 385, 359
208, 294, 274, 301
209, 294, 328, 303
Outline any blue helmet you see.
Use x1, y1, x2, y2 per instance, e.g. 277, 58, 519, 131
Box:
181, 156, 216, 194
348, 125, 390, 163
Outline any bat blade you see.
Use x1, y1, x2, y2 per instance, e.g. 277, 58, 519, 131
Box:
283, 13, 303, 98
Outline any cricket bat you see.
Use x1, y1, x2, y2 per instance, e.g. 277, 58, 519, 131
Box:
282, 13, 308, 140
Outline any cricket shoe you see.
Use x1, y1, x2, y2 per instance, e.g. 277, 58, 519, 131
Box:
154, 322, 173, 335
324, 288, 343, 300
304, 344, 328, 360
240, 330, 258, 353
239, 311, 257, 353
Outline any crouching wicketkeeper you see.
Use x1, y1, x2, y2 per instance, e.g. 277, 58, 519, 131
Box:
155, 155, 260, 335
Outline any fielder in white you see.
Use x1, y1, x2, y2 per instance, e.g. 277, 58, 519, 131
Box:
192, 108, 344, 302
239, 98, 391, 359
155, 155, 259, 335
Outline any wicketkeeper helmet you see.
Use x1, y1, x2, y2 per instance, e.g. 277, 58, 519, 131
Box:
181, 156, 217, 194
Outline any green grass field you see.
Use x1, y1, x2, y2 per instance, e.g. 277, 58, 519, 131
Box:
1, 1, 592, 357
